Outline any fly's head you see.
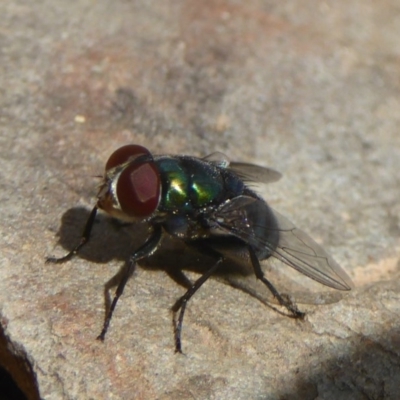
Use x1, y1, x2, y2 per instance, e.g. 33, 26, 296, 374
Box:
97, 145, 161, 222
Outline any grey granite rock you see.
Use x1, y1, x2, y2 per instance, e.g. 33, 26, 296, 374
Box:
1, 0, 399, 399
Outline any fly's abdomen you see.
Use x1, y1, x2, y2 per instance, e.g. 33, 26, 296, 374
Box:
248, 199, 280, 260
215, 192, 280, 261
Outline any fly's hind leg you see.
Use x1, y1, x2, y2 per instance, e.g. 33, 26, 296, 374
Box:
248, 246, 305, 319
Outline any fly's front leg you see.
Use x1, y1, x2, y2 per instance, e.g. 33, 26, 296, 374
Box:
97, 224, 163, 341
172, 245, 224, 353
46, 206, 98, 264
248, 246, 305, 319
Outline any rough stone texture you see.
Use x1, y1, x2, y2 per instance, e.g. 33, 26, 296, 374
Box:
1, 0, 400, 399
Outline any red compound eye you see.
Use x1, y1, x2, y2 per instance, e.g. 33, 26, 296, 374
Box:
116, 161, 161, 217
105, 144, 151, 171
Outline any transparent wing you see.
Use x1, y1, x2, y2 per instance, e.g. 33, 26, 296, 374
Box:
214, 196, 353, 291
203, 152, 282, 184
229, 162, 282, 184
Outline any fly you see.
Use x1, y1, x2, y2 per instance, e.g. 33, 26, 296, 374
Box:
47, 144, 353, 352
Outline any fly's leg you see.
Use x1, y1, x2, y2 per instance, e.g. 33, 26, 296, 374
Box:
248, 246, 305, 319
172, 246, 224, 353
46, 206, 98, 263
97, 225, 163, 341
165, 268, 193, 289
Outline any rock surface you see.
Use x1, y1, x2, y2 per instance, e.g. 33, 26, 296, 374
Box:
1, 0, 400, 399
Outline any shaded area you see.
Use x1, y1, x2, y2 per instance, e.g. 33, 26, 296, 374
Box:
0, 366, 28, 400
0, 323, 40, 400
51, 206, 350, 318
272, 330, 400, 400
50, 206, 255, 276
48, 206, 136, 264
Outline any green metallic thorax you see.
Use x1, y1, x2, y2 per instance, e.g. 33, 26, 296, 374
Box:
156, 156, 238, 213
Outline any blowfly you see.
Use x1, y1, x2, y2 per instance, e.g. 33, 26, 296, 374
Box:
47, 144, 353, 352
